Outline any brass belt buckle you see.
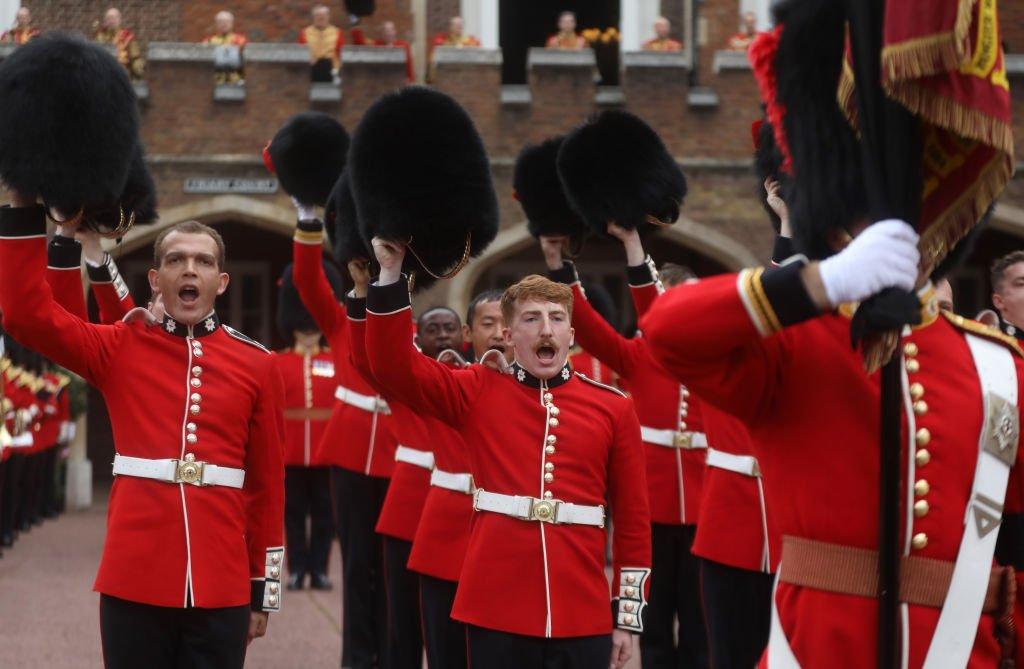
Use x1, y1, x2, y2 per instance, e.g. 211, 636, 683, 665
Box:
529, 498, 560, 523
674, 431, 692, 449
175, 454, 205, 486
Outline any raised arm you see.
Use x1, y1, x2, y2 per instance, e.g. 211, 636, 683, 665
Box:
364, 238, 480, 427
244, 355, 286, 615
0, 204, 121, 386
46, 233, 89, 321
80, 230, 136, 323
292, 218, 346, 338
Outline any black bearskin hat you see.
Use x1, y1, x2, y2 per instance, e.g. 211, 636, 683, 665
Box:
266, 112, 350, 207
344, 0, 375, 17
514, 136, 586, 241
773, 0, 866, 260
0, 33, 139, 217
349, 86, 499, 290
325, 170, 371, 266
277, 262, 345, 337
84, 144, 158, 232
557, 110, 686, 235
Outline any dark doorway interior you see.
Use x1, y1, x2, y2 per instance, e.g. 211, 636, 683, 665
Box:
499, 0, 620, 85
948, 227, 1022, 318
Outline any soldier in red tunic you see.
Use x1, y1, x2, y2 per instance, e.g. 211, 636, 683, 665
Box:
94, 8, 145, 80
0, 7, 40, 45
541, 229, 709, 668
0, 200, 285, 668
350, 20, 415, 82
545, 11, 588, 50
275, 264, 341, 592
364, 237, 651, 669
641, 218, 1024, 667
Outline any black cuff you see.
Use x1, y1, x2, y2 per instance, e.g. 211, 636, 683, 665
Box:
761, 260, 819, 328
297, 219, 324, 234
771, 236, 795, 265
0, 204, 46, 238
346, 293, 367, 321
548, 260, 579, 286
996, 513, 1024, 570
48, 235, 82, 269
86, 256, 114, 283
626, 259, 657, 287
367, 278, 410, 315
251, 580, 265, 612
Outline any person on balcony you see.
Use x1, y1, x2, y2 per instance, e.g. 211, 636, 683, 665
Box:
1, 6, 40, 45
299, 4, 344, 83
351, 20, 414, 82
95, 8, 145, 81
726, 11, 758, 51
642, 17, 682, 52
203, 11, 247, 85
545, 11, 588, 50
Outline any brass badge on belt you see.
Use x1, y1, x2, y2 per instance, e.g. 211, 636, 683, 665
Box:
983, 392, 1020, 467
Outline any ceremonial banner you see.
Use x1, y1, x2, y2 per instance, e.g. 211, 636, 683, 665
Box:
839, 0, 1013, 278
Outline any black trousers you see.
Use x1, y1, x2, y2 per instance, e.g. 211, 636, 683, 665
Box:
642, 523, 708, 669
99, 594, 249, 669
311, 58, 334, 82
1, 452, 25, 538
18, 451, 43, 527
284, 465, 334, 576
383, 537, 423, 669
467, 625, 611, 669
420, 574, 467, 669
699, 558, 773, 669
38, 447, 58, 517
331, 466, 389, 669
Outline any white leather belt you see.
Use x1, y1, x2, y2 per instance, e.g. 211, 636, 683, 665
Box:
430, 468, 474, 494
706, 447, 761, 477
112, 454, 246, 489
473, 489, 605, 527
334, 385, 390, 414
640, 426, 708, 449
9, 433, 34, 448
394, 445, 435, 470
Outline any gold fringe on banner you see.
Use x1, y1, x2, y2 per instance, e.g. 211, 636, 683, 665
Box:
884, 82, 1014, 156
881, 0, 974, 82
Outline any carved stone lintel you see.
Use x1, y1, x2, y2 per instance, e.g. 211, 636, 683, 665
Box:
342, 45, 407, 65
246, 43, 309, 64
309, 82, 342, 102
595, 86, 625, 106
500, 85, 532, 106
213, 83, 246, 102
527, 47, 596, 69
687, 87, 720, 108
433, 47, 502, 66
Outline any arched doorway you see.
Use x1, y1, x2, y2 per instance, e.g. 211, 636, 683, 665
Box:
87, 197, 300, 482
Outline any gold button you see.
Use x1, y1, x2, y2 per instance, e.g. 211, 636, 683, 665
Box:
548, 418, 559, 428
191, 378, 202, 388
186, 434, 197, 444
624, 602, 634, 612
186, 422, 197, 432
914, 479, 929, 496
271, 554, 281, 565
903, 342, 919, 357
913, 400, 928, 416
191, 393, 201, 403
270, 584, 279, 594
543, 491, 553, 499
681, 388, 690, 398
546, 435, 557, 445
268, 595, 278, 606
624, 614, 634, 625
270, 566, 280, 578
190, 404, 201, 415
545, 446, 555, 455
911, 533, 928, 550
544, 473, 554, 483
544, 462, 554, 472
679, 421, 687, 431
624, 587, 635, 597
543, 393, 553, 403
915, 428, 931, 447
191, 366, 202, 376
906, 359, 920, 373
626, 574, 636, 584
915, 449, 930, 467
909, 383, 924, 400
193, 349, 203, 358
549, 406, 560, 417
192, 340, 202, 348
914, 500, 929, 518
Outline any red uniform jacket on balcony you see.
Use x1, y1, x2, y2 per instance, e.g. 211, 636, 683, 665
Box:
365, 277, 651, 638
293, 222, 396, 477
551, 260, 704, 525
0, 206, 286, 612
276, 346, 336, 467
641, 265, 1024, 668
348, 297, 472, 578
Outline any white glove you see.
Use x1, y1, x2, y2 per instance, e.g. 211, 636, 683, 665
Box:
291, 197, 317, 223
818, 219, 920, 307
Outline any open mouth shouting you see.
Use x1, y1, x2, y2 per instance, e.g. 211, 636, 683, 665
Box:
535, 341, 558, 365
178, 284, 200, 307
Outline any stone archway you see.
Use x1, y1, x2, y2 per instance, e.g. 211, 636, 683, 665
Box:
433, 215, 760, 319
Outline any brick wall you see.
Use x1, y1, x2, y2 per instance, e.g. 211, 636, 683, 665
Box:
427, 0, 460, 43
21, 0, 182, 41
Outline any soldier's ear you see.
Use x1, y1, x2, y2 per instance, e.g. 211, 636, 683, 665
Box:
147, 268, 159, 293
216, 272, 230, 296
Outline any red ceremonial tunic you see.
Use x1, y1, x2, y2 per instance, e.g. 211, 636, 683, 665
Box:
567, 347, 617, 388
365, 278, 652, 638
552, 261, 705, 525
46, 234, 136, 325
641, 267, 1024, 668
275, 346, 336, 467
293, 223, 396, 477
0, 205, 286, 611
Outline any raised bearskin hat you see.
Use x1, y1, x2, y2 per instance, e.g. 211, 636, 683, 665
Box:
325, 170, 371, 266
277, 262, 345, 337
348, 86, 499, 290
0, 33, 139, 218
514, 136, 586, 242
83, 144, 158, 233
557, 110, 686, 235
265, 112, 350, 207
